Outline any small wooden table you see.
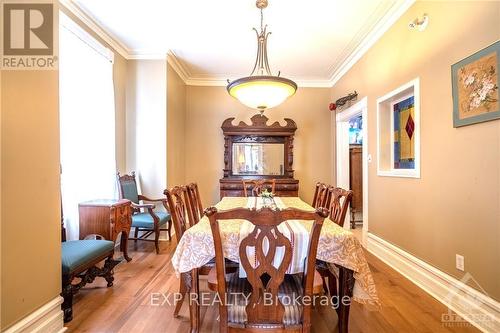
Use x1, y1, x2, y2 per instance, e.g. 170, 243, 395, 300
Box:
79, 199, 132, 262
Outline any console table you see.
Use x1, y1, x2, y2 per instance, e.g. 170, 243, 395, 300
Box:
79, 199, 132, 262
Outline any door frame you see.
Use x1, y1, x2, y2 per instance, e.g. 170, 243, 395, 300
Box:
333, 97, 368, 242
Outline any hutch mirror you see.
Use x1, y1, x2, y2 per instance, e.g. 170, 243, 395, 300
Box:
219, 114, 299, 198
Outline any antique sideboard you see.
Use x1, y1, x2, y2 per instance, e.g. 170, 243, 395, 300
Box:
219, 114, 299, 198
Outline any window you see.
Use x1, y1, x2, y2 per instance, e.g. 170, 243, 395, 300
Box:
377, 78, 420, 178
59, 13, 117, 240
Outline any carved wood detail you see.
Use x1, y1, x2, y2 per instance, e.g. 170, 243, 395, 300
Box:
206, 206, 328, 331
220, 114, 299, 198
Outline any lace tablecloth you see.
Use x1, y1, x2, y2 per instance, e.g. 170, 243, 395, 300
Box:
171, 196, 379, 305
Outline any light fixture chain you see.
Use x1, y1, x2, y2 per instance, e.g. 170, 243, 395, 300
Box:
260, 8, 264, 33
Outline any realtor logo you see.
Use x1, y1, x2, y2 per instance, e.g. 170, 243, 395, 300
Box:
1, 1, 57, 69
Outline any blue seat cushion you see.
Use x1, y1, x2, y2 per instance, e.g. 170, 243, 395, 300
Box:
62, 240, 114, 275
132, 211, 171, 229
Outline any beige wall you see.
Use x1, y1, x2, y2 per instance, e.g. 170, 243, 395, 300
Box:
331, 1, 500, 300
0, 7, 128, 330
185, 86, 332, 207
1, 70, 61, 328
167, 63, 186, 188
126, 60, 167, 198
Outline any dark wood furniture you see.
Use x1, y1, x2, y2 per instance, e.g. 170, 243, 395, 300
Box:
349, 145, 363, 229
316, 186, 354, 332
62, 215, 119, 323
329, 187, 353, 227
186, 182, 204, 224
165, 185, 238, 317
220, 114, 299, 198
117, 172, 172, 254
312, 182, 330, 209
78, 199, 132, 262
242, 179, 276, 197
164, 185, 193, 318
205, 206, 328, 332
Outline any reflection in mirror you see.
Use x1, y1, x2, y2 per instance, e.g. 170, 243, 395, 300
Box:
232, 143, 284, 176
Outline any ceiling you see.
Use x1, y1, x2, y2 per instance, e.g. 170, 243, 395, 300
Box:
69, 0, 413, 86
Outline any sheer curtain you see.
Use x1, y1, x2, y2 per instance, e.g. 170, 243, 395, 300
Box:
59, 13, 117, 240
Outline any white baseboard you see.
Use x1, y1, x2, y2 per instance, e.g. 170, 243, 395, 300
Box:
367, 232, 500, 333
3, 296, 66, 333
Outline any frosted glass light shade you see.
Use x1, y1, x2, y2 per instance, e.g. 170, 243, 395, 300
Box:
227, 76, 297, 110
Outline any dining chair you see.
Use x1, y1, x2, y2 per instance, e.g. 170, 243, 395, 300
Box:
242, 179, 276, 197
312, 182, 330, 209
117, 172, 172, 254
186, 182, 204, 224
205, 206, 328, 332
328, 187, 353, 227
317, 186, 353, 304
165, 185, 238, 317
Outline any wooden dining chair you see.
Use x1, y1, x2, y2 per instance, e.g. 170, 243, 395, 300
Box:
165, 185, 238, 317
186, 182, 204, 224
316, 187, 353, 307
328, 187, 353, 227
206, 206, 328, 332
117, 172, 172, 254
242, 179, 276, 197
312, 182, 330, 209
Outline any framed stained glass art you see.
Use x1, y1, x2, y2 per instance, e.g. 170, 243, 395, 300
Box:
392, 95, 415, 169
377, 78, 420, 178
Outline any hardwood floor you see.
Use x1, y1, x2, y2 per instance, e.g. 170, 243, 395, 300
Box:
65, 239, 480, 333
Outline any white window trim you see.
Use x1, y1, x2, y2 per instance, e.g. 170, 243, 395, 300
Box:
59, 11, 114, 63
377, 78, 420, 178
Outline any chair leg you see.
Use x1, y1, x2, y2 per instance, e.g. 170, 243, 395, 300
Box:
174, 279, 187, 317
61, 276, 73, 323
321, 275, 328, 295
167, 219, 172, 241
102, 255, 119, 287
154, 224, 160, 254
134, 227, 139, 242
328, 272, 338, 308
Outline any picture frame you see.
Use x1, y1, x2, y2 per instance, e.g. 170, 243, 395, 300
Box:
451, 41, 500, 128
377, 78, 420, 178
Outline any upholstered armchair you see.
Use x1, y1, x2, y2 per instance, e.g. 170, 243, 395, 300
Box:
117, 172, 172, 254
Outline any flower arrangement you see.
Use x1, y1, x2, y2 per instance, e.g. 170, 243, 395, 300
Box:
260, 188, 274, 198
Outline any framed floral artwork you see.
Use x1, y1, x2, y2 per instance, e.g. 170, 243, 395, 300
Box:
452, 41, 500, 127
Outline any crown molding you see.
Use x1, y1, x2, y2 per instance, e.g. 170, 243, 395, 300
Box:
128, 53, 167, 60
166, 51, 190, 82
183, 76, 333, 88
59, 0, 130, 59
167, 0, 415, 88
61, 0, 415, 88
328, 0, 416, 86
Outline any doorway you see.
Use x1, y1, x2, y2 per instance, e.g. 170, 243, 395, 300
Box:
334, 97, 368, 244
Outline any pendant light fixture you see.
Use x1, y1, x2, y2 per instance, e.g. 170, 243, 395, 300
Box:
227, 0, 297, 114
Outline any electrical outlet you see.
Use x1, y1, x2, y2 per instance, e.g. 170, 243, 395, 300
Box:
456, 254, 465, 271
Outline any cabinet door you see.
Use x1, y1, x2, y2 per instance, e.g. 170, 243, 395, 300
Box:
349, 147, 363, 210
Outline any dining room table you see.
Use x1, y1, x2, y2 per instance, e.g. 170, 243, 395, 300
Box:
171, 196, 379, 333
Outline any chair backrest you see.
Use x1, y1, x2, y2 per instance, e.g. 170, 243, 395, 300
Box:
242, 179, 276, 197
186, 183, 204, 224
164, 186, 190, 242
312, 182, 321, 207
313, 183, 330, 209
206, 206, 328, 329
117, 172, 139, 204
328, 187, 353, 226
